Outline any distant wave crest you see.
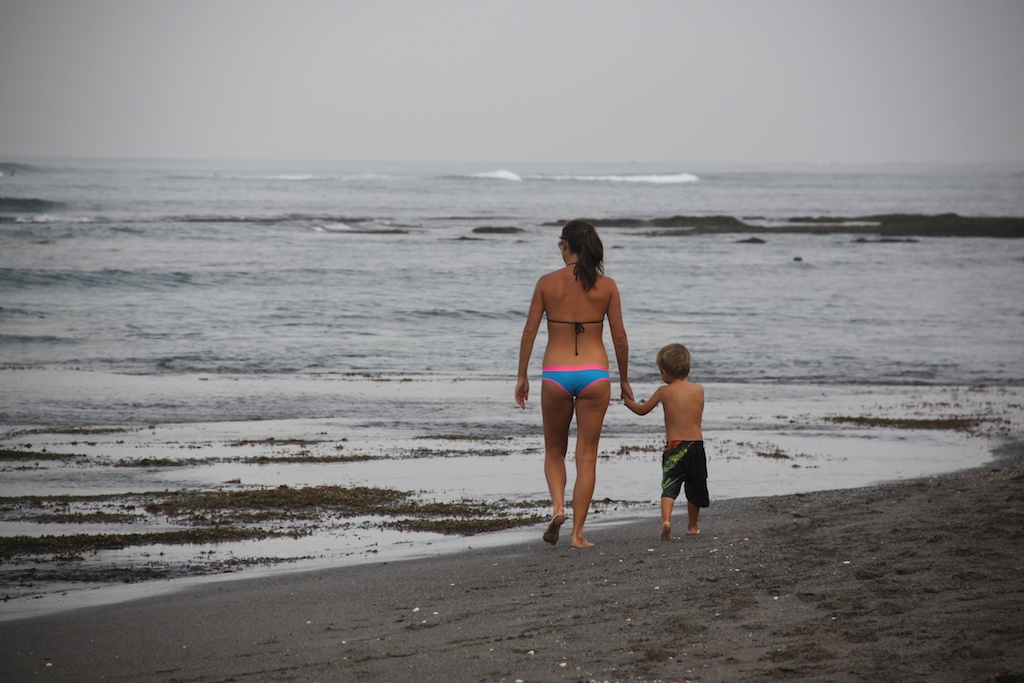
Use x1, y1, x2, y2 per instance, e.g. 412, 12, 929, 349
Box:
469, 170, 523, 182
545, 172, 699, 184
310, 223, 353, 232
255, 173, 398, 182
0, 197, 67, 213
0, 162, 49, 175
464, 171, 698, 184
16, 214, 93, 224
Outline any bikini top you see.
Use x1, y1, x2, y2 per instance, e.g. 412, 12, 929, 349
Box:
546, 261, 603, 355
546, 316, 604, 355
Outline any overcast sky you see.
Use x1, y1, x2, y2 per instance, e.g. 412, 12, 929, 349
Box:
2, 0, 1022, 164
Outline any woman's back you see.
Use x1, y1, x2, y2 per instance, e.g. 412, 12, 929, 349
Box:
540, 266, 618, 367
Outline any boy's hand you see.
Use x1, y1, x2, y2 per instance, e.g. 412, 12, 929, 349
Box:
620, 381, 634, 402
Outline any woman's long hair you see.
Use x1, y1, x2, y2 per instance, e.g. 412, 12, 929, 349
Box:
560, 219, 604, 291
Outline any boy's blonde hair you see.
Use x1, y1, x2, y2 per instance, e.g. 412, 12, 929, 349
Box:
657, 343, 691, 380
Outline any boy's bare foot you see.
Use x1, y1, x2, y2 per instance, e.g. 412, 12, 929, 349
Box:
660, 523, 672, 542
543, 513, 565, 545
687, 528, 701, 535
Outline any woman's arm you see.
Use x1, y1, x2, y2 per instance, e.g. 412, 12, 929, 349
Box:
605, 279, 632, 401
515, 281, 545, 409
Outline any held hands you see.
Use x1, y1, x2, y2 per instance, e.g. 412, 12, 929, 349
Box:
515, 377, 529, 409
620, 381, 634, 403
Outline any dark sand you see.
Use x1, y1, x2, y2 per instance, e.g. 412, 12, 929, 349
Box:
2, 443, 1022, 682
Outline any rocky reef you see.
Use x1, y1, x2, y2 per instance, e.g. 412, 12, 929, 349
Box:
547, 213, 1024, 238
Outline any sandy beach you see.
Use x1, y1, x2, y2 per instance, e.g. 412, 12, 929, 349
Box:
2, 440, 1021, 682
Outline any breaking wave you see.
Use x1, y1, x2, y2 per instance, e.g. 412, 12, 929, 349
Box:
0, 197, 67, 213
469, 170, 523, 181
543, 172, 699, 184
464, 171, 698, 184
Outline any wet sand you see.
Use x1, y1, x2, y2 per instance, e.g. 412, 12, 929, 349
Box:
1, 442, 1021, 682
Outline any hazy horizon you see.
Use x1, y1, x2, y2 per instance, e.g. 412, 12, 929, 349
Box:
2, 1, 1023, 165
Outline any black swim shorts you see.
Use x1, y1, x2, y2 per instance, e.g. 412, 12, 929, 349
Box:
661, 440, 710, 508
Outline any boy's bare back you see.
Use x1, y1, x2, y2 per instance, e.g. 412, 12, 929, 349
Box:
624, 375, 704, 442
654, 378, 704, 442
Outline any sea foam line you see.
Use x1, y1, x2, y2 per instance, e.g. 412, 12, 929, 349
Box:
467, 170, 698, 184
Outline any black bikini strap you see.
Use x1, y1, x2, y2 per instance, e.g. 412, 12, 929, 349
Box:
546, 316, 603, 356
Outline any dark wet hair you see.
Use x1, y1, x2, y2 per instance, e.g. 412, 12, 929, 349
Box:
560, 219, 604, 291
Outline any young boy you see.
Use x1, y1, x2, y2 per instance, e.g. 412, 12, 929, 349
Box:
623, 343, 710, 541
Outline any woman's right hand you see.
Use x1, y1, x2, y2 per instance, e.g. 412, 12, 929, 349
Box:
620, 381, 634, 403
515, 377, 529, 409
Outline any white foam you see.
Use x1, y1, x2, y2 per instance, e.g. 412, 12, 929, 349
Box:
470, 169, 523, 181
253, 173, 396, 182
542, 172, 699, 184
264, 174, 322, 181
15, 214, 94, 223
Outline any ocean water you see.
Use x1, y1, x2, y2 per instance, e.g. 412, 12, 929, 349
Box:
2, 158, 1024, 459
2, 159, 1023, 615
3, 160, 1023, 404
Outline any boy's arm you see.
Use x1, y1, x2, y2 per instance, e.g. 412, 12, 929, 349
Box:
624, 388, 662, 416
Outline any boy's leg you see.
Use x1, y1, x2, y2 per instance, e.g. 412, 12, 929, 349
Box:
570, 382, 610, 547
682, 443, 709, 535
660, 496, 674, 541
687, 501, 701, 534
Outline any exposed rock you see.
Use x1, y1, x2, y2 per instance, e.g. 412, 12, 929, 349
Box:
852, 237, 920, 243
472, 226, 524, 234
789, 213, 1024, 238
544, 213, 1024, 238
545, 216, 755, 231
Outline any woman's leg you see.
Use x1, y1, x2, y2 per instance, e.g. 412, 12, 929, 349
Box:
541, 382, 574, 525
570, 381, 611, 547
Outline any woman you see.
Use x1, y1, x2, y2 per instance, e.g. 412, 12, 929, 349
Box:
516, 219, 632, 547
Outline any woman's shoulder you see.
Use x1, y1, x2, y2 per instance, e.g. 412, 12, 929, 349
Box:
594, 273, 619, 291
536, 268, 565, 285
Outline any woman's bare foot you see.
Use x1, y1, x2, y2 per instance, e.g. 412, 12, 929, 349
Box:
660, 523, 672, 542
687, 528, 701, 536
543, 513, 565, 545
571, 535, 595, 548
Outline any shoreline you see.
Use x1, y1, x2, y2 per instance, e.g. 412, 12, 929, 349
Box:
1, 381, 1020, 624
2, 439, 1021, 682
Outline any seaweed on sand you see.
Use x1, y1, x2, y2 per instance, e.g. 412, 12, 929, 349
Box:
825, 416, 982, 432
0, 449, 87, 462
0, 527, 282, 562
144, 485, 413, 523
0, 485, 553, 570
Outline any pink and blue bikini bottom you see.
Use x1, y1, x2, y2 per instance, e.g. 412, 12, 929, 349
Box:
541, 365, 610, 397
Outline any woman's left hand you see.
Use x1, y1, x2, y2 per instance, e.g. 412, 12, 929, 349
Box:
515, 378, 530, 409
